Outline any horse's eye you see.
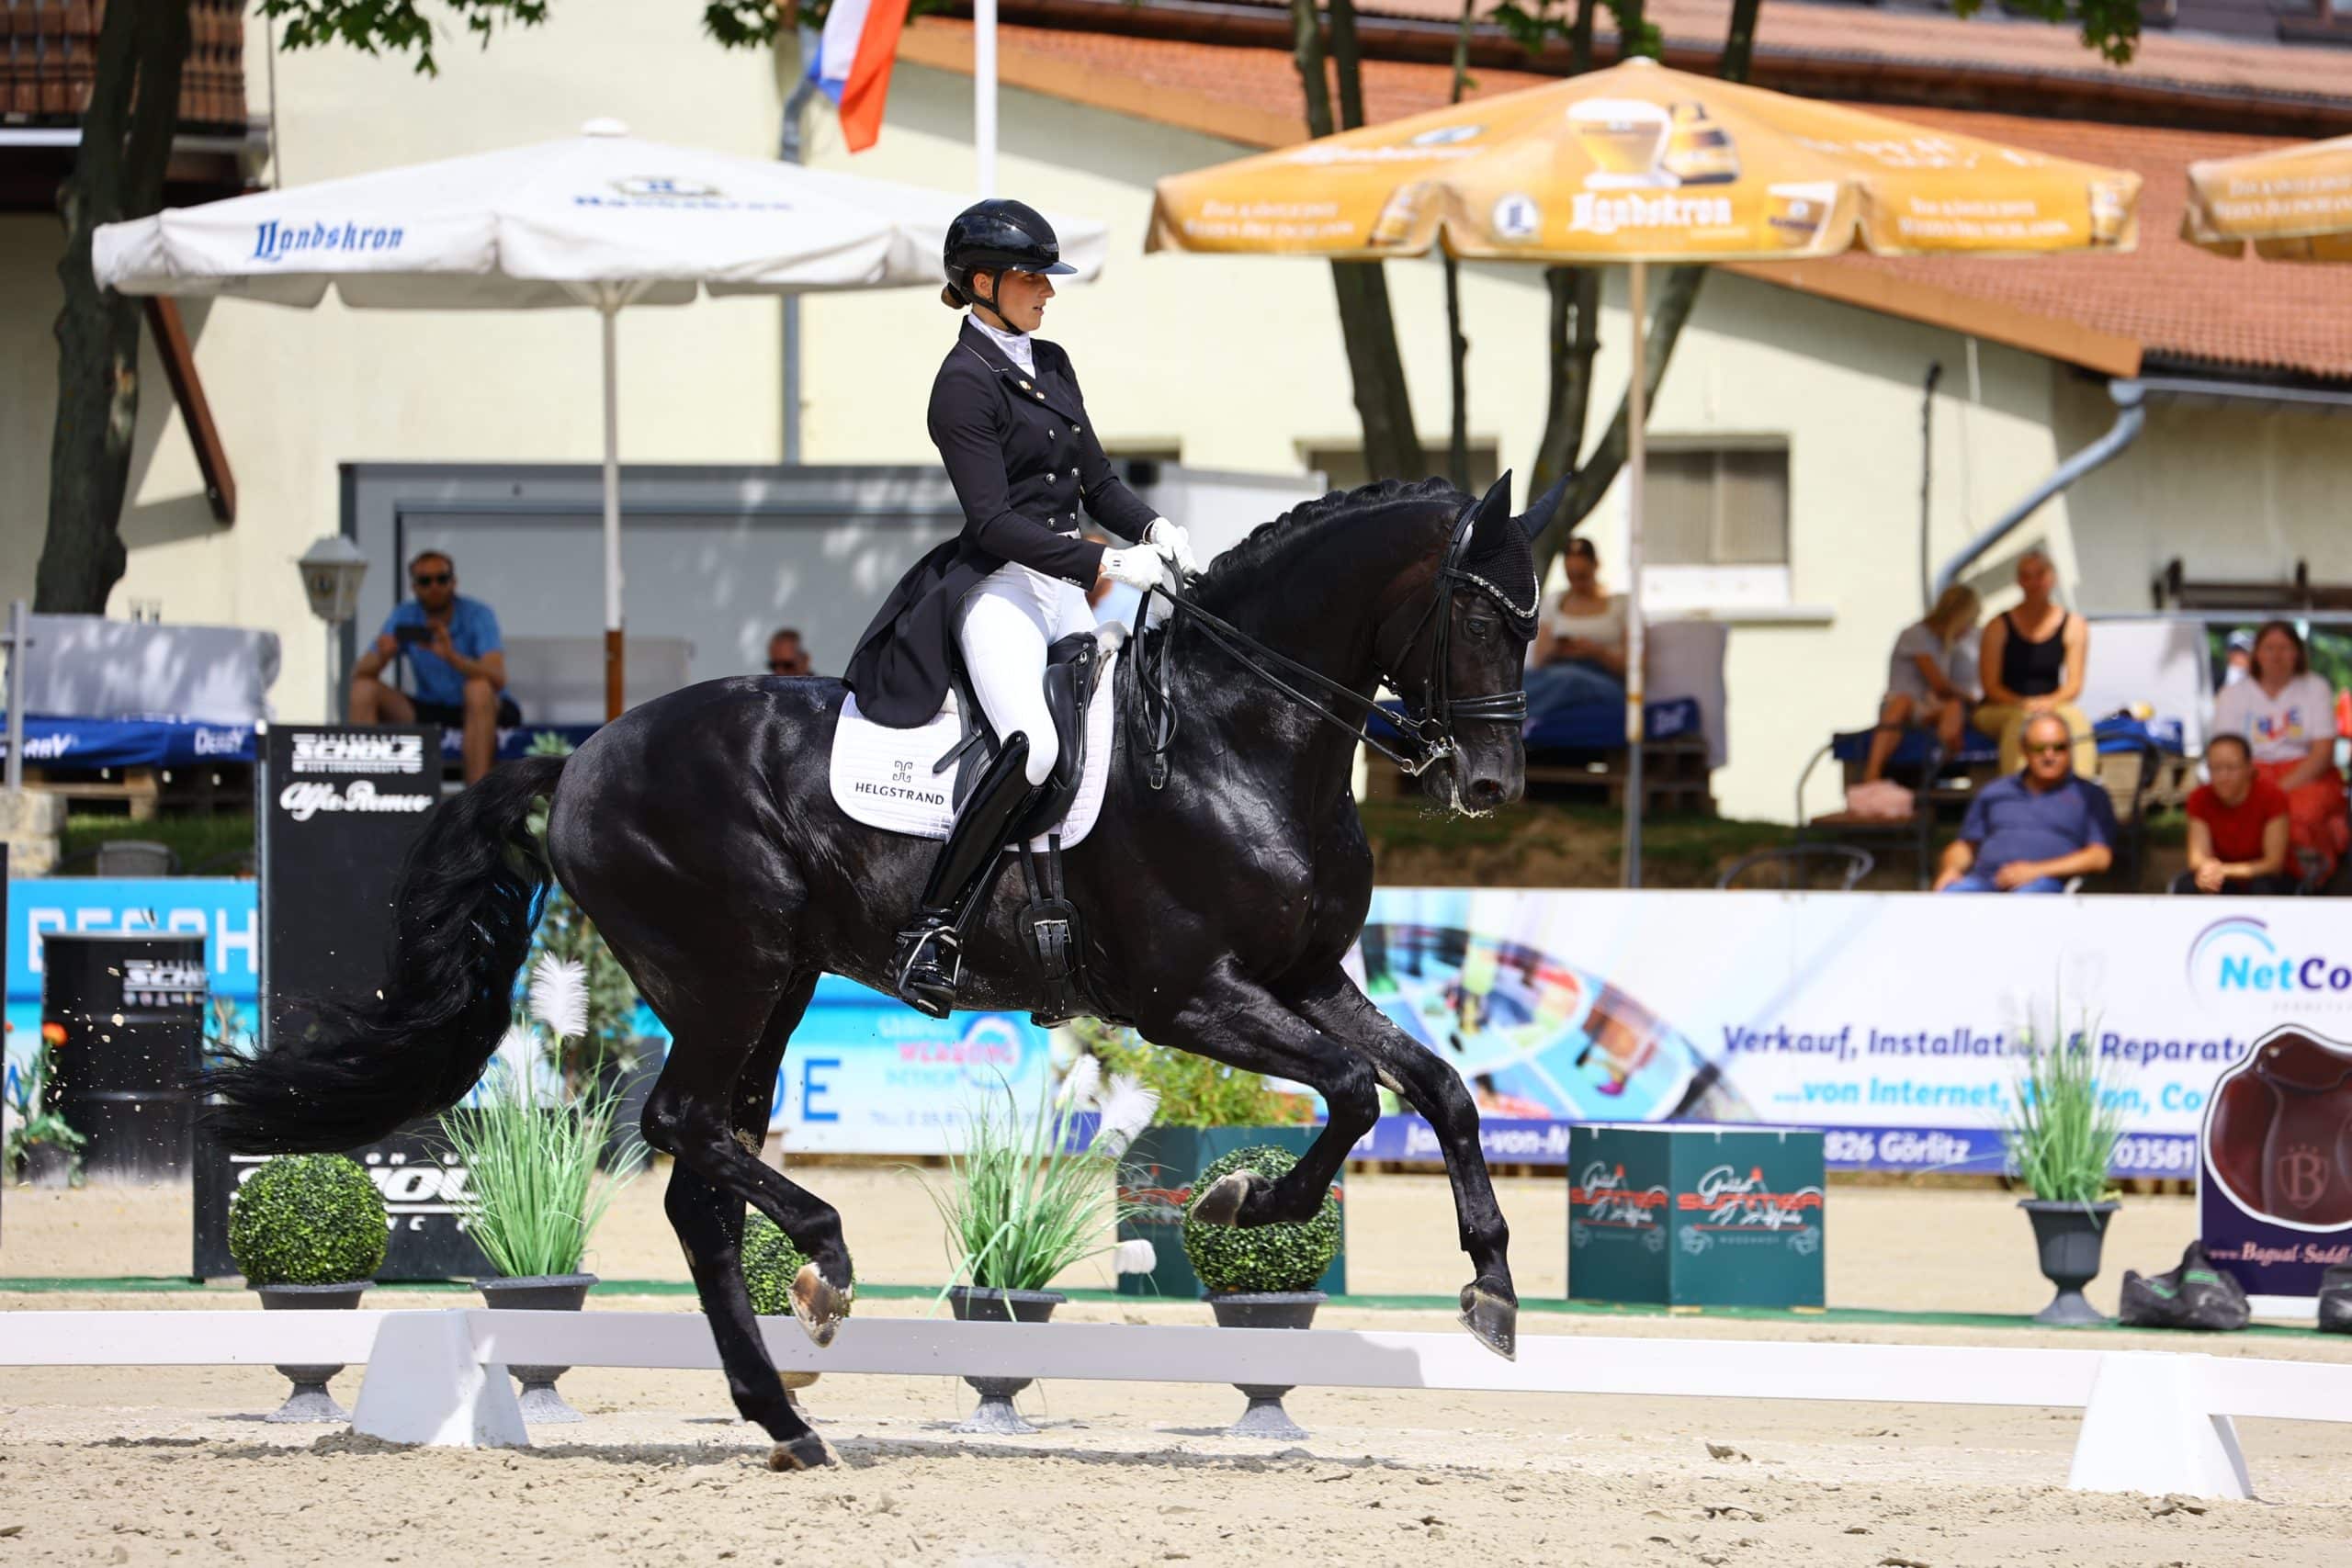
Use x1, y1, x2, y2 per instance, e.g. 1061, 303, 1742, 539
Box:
1467, 617, 1497, 640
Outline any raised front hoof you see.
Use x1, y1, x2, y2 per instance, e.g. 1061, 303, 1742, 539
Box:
766, 1432, 836, 1472
790, 1262, 851, 1348
1459, 1284, 1518, 1362
1190, 1170, 1268, 1228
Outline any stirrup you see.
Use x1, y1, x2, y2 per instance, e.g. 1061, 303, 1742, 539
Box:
894, 919, 961, 1019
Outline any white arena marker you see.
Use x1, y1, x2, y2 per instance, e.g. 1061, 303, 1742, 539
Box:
6, 1309, 2350, 1498
2068, 1352, 2251, 1500
350, 1311, 528, 1450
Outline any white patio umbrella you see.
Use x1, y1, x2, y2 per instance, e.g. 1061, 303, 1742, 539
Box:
93, 119, 1109, 718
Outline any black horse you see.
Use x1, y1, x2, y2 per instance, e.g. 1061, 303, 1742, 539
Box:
206, 474, 1549, 1470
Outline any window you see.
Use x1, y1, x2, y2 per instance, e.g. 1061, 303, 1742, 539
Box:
1641, 444, 1790, 611
1306, 444, 1501, 496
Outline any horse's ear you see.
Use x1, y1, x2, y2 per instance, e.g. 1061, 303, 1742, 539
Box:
1466, 471, 1513, 554
1516, 472, 1571, 540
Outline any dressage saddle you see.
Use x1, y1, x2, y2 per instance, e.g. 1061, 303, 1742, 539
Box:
2206, 1030, 2352, 1228
934, 631, 1111, 1026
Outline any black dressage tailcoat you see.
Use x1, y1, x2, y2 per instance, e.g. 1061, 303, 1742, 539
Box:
843, 318, 1159, 728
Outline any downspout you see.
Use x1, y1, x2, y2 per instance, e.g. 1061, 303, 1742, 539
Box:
779, 26, 821, 465
1932, 378, 2146, 599
1919, 359, 1940, 612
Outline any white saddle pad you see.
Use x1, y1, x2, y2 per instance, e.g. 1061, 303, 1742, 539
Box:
830, 628, 1123, 849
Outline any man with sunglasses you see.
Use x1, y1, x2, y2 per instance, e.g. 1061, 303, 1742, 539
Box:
349, 549, 512, 784
1934, 710, 2117, 894
764, 627, 813, 679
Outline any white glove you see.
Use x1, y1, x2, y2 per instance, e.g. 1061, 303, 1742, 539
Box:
1145, 518, 1199, 578
1099, 542, 1170, 592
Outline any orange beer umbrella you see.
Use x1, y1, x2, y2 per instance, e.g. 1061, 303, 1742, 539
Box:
1148, 57, 2141, 883
2185, 135, 2352, 263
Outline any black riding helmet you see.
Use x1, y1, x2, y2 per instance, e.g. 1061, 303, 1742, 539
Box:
941, 197, 1074, 333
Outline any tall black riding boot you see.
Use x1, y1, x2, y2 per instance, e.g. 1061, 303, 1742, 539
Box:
894, 734, 1045, 1019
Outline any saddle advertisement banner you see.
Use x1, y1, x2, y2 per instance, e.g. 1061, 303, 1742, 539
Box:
2197, 1026, 2352, 1303
1346, 888, 2350, 1179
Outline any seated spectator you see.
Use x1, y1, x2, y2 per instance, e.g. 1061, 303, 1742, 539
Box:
2176, 732, 2295, 895
349, 550, 513, 784
1934, 711, 2119, 894
765, 626, 813, 679
2212, 618, 2349, 884
1972, 549, 2094, 778
1524, 538, 1626, 721
1862, 584, 1981, 783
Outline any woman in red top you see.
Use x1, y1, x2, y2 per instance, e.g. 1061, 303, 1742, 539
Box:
2177, 732, 2297, 895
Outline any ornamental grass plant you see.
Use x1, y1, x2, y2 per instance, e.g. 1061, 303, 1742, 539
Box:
439, 1059, 633, 1278
2002, 994, 2124, 1207
922, 1064, 1158, 1297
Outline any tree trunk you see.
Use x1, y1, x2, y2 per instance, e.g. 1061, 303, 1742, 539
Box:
1289, 0, 1425, 482
1527, 0, 1761, 571
1532, 265, 1599, 494
1532, 264, 1704, 569
38, 0, 191, 615
1442, 0, 1475, 491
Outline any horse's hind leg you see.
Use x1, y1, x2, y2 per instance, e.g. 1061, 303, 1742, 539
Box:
645, 973, 848, 1470
1294, 969, 1518, 1359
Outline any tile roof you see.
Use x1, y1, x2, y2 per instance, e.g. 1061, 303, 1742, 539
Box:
902, 18, 2352, 381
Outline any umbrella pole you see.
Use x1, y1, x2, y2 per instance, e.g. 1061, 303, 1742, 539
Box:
1623, 259, 1646, 890
602, 299, 625, 722
975, 0, 998, 196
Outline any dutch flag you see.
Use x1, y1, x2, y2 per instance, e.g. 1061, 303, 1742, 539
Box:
808, 0, 915, 154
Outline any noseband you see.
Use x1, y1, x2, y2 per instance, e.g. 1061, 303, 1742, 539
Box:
1136, 498, 1537, 786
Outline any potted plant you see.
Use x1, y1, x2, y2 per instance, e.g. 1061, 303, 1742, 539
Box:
2003, 998, 2125, 1326
6, 1031, 87, 1189
1076, 1020, 1340, 1302
438, 956, 637, 1422
1183, 1144, 1343, 1438
741, 1213, 849, 1404
922, 1061, 1157, 1434
227, 1153, 389, 1422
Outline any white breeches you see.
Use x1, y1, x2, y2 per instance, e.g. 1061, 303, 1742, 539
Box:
956, 561, 1098, 787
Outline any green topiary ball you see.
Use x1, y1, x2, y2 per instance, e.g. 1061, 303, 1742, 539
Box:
741, 1213, 854, 1317
1182, 1145, 1340, 1294
228, 1155, 388, 1287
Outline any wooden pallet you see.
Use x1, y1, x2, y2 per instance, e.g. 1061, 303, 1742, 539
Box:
22, 762, 251, 819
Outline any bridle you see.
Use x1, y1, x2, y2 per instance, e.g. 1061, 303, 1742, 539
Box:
1135, 498, 1538, 789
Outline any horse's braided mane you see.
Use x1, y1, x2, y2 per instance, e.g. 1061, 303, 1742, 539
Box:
1190, 476, 1464, 613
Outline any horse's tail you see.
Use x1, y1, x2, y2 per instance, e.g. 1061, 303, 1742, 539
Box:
200, 754, 569, 1153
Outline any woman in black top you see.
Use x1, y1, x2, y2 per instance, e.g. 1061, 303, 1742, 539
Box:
1973, 548, 2093, 776
843, 199, 1193, 1017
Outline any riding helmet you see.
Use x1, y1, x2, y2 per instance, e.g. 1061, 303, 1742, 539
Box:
941, 198, 1075, 312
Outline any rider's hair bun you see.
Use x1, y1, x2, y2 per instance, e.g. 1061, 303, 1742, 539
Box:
940, 284, 964, 310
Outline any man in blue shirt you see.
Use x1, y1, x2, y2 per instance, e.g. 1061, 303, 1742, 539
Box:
349, 549, 512, 783
1935, 710, 2118, 894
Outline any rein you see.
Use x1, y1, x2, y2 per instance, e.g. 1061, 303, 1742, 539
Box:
1132, 501, 1535, 790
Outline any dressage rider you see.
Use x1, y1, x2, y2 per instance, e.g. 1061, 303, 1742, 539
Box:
843, 197, 1199, 1019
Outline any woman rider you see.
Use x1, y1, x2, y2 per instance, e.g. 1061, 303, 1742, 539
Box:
843, 198, 1198, 1018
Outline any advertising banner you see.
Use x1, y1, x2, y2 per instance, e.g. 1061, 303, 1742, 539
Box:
2198, 1026, 2352, 1304
1347, 888, 2350, 1176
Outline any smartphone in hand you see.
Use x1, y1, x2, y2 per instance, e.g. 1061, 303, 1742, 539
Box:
394, 624, 433, 647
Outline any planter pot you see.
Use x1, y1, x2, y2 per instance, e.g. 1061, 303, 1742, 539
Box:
22, 1142, 74, 1190
1116, 1125, 1345, 1301
477, 1272, 597, 1422
945, 1285, 1065, 1435
1206, 1290, 1324, 1439
253, 1280, 371, 1423
2020, 1200, 2120, 1326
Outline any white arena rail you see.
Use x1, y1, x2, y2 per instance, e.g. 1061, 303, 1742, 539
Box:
6, 1308, 2350, 1500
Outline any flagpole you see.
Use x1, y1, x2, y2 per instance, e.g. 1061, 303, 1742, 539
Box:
974, 0, 997, 196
